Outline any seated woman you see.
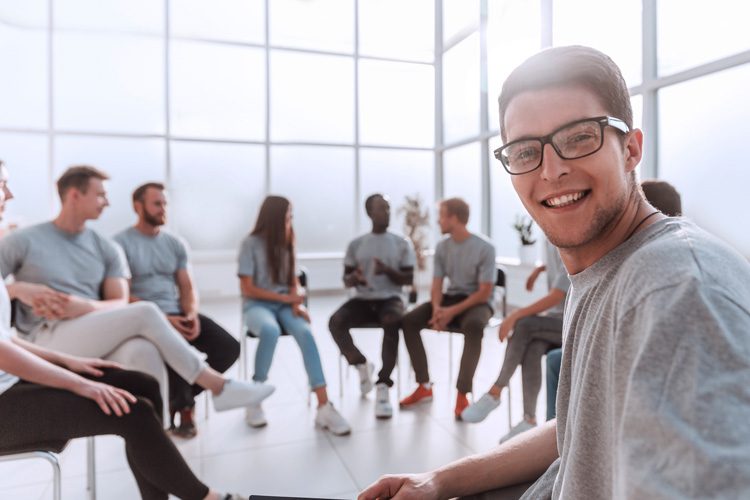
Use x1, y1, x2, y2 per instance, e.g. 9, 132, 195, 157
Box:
238, 195, 350, 435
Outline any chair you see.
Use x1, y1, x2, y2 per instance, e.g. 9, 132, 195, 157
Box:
0, 437, 97, 500
238, 269, 309, 388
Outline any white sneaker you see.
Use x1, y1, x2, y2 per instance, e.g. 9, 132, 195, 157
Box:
315, 402, 351, 436
461, 393, 500, 423
245, 403, 267, 428
213, 379, 275, 412
499, 420, 536, 444
374, 383, 393, 419
356, 361, 374, 396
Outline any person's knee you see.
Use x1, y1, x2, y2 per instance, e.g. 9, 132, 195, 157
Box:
401, 310, 424, 334
255, 321, 282, 342
108, 338, 166, 384
328, 309, 349, 333
462, 317, 488, 335
513, 316, 536, 336
380, 312, 402, 330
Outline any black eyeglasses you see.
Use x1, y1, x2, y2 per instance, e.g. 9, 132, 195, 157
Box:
494, 116, 630, 175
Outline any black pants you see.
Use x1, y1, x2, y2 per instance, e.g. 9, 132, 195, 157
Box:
0, 369, 209, 500
328, 297, 405, 387
167, 313, 240, 411
402, 295, 492, 394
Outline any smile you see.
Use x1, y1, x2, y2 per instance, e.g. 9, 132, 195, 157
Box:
542, 190, 590, 208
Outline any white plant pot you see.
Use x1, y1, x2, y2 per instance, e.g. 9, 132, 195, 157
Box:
519, 244, 536, 265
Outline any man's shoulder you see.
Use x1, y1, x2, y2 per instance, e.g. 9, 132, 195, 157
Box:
469, 232, 494, 249
112, 227, 136, 245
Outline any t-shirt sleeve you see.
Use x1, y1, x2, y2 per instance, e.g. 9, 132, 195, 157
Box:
433, 240, 446, 278
104, 238, 131, 279
477, 240, 496, 283
400, 238, 416, 269
174, 236, 190, 270
0, 231, 28, 278
615, 280, 750, 498
237, 238, 255, 277
344, 239, 358, 268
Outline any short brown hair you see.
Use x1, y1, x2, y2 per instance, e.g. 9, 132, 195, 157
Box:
498, 46, 633, 143
440, 197, 470, 225
57, 165, 109, 201
132, 182, 165, 203
641, 179, 682, 217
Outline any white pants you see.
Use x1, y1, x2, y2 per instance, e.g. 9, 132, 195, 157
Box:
32, 302, 207, 419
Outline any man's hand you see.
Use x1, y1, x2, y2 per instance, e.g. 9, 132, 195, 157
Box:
498, 310, 521, 342
292, 303, 311, 323
11, 282, 69, 319
358, 472, 439, 500
428, 306, 456, 331
373, 258, 388, 275
167, 314, 200, 341
283, 291, 305, 306
344, 267, 368, 288
56, 294, 96, 320
71, 378, 138, 417
61, 355, 124, 377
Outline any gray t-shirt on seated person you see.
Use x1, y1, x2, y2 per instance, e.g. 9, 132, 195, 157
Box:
238, 235, 291, 300
344, 231, 415, 300
523, 218, 750, 499
542, 239, 570, 317
114, 227, 189, 315
434, 233, 496, 308
0, 222, 130, 337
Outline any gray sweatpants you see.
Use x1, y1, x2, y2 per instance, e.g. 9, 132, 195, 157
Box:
495, 314, 562, 419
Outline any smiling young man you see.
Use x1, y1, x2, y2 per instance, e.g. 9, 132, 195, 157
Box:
359, 46, 750, 499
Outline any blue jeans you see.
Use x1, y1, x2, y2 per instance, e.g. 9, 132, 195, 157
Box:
243, 299, 326, 389
546, 347, 562, 421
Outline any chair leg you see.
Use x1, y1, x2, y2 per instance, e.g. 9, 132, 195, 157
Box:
338, 355, 344, 400
86, 436, 96, 500
448, 332, 453, 393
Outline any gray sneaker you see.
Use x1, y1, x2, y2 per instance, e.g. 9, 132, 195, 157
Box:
315, 402, 351, 436
245, 403, 267, 428
374, 383, 393, 419
460, 393, 500, 423
213, 379, 275, 412
499, 420, 535, 444
356, 361, 375, 396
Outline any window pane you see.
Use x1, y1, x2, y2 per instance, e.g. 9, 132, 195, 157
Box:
658, 1, 750, 76
487, 0, 540, 132
658, 64, 750, 257
489, 135, 527, 258
443, 33, 480, 144
269, 0, 353, 53
170, 141, 266, 251
630, 95, 643, 131
54, 33, 164, 133
359, 0, 433, 62
54, 136, 166, 236
170, 0, 264, 44
0, 0, 47, 28
0, 20, 48, 129
170, 41, 265, 140
359, 148, 435, 238
553, 0, 642, 87
270, 146, 355, 253
0, 133, 51, 228
443, 142, 482, 234
54, 0, 162, 35
442, 0, 479, 44
270, 51, 354, 143
359, 60, 434, 148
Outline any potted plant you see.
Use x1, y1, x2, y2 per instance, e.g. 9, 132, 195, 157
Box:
513, 214, 537, 264
398, 194, 430, 303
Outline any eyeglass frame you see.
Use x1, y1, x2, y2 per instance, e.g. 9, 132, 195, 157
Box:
493, 115, 631, 175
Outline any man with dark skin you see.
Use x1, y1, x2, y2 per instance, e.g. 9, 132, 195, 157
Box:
329, 194, 415, 419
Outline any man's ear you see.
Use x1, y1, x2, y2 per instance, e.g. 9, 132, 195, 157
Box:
623, 128, 643, 174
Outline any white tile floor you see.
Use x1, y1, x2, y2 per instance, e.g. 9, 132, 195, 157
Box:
0, 291, 545, 499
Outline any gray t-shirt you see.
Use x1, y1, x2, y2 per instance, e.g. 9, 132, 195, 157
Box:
0, 222, 130, 336
526, 218, 750, 499
543, 239, 570, 317
344, 231, 416, 300
434, 233, 496, 307
114, 227, 189, 315
237, 234, 291, 297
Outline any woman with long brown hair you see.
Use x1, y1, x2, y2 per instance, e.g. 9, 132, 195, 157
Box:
238, 196, 350, 435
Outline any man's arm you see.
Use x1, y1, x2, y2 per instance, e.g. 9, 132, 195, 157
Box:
374, 259, 414, 286
359, 419, 558, 499
343, 265, 367, 288
175, 268, 198, 317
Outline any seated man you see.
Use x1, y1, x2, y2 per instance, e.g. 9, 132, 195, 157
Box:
328, 194, 415, 419
0, 166, 272, 421
115, 182, 240, 438
461, 238, 569, 445
360, 46, 750, 500
399, 197, 496, 418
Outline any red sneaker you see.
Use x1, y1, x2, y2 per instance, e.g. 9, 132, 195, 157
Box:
399, 384, 433, 407
454, 392, 469, 420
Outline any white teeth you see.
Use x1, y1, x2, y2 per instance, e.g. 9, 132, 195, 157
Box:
546, 191, 584, 208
